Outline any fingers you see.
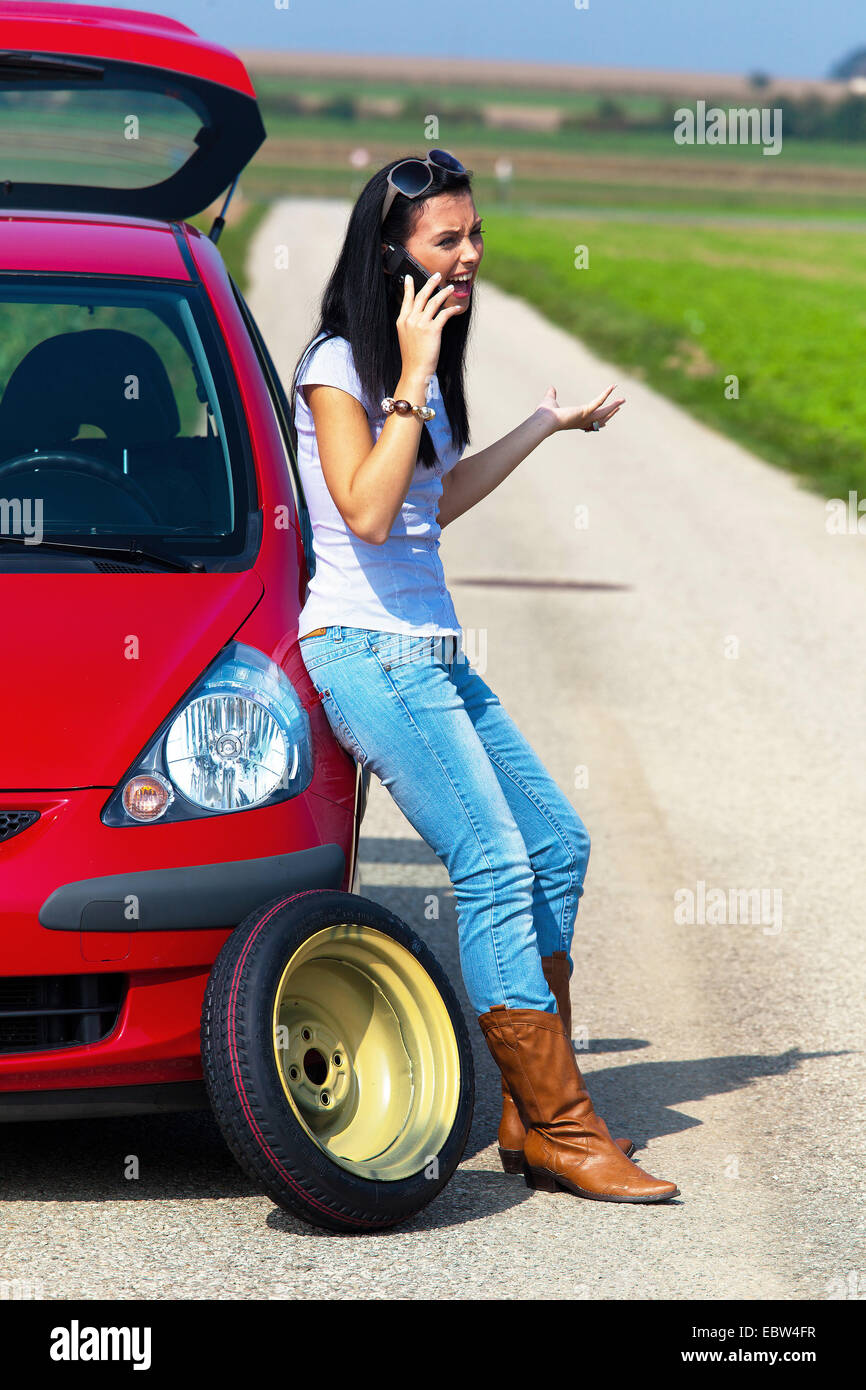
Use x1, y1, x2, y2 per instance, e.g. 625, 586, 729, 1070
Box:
588, 383, 618, 410
419, 279, 460, 318
411, 270, 446, 310
399, 271, 450, 319
397, 272, 414, 317
584, 400, 624, 431
587, 393, 625, 426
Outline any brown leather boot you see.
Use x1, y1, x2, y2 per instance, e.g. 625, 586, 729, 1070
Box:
497, 951, 635, 1172
481, 1004, 679, 1203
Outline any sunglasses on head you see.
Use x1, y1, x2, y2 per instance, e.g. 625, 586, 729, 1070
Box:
380, 149, 467, 226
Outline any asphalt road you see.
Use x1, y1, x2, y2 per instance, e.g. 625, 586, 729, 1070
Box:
1, 199, 862, 1302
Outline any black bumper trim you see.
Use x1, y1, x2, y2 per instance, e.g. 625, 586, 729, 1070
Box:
0, 1080, 209, 1123
38, 844, 345, 933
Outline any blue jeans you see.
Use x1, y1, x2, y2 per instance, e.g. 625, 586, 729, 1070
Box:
299, 626, 591, 1017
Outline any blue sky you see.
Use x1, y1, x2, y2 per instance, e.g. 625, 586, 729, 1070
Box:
79, 0, 860, 80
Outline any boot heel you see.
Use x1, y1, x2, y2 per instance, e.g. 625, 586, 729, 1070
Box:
498, 1147, 524, 1175
524, 1164, 558, 1192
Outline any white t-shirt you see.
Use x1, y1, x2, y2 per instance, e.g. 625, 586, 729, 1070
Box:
294, 332, 464, 638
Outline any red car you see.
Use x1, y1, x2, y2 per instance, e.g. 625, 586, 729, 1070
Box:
0, 2, 473, 1232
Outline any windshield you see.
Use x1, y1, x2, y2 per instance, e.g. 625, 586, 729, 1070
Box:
0, 273, 256, 568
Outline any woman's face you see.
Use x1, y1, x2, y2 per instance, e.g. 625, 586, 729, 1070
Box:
385, 190, 484, 311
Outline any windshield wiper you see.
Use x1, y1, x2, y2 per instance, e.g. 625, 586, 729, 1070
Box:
0, 534, 203, 572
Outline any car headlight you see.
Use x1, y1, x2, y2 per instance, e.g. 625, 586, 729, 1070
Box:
165, 693, 290, 810
102, 642, 313, 825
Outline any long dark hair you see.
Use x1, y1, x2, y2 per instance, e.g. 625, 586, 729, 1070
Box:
290, 154, 476, 470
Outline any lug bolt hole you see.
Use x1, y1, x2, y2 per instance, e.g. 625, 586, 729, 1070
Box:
320, 1092, 330, 1106
288, 1067, 299, 1080
333, 1053, 342, 1067
301, 1028, 312, 1042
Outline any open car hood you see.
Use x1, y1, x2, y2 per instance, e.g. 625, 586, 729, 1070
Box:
0, 2, 266, 221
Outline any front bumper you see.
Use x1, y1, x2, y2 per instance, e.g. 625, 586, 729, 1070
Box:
39, 843, 345, 932
0, 786, 353, 1097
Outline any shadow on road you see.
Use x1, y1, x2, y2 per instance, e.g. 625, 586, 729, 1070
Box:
0, 1108, 248, 1202
264, 1169, 534, 1239
582, 1046, 849, 1149
0, 831, 847, 1226
0, 1045, 842, 1217
356, 839, 850, 1164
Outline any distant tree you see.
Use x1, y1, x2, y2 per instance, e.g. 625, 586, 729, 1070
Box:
324, 95, 355, 121
441, 102, 482, 126
829, 93, 866, 139
747, 70, 772, 88
597, 97, 627, 125
637, 99, 681, 133
830, 48, 866, 79
782, 94, 831, 139
561, 97, 626, 132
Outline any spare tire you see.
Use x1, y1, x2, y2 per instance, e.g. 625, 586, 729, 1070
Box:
201, 889, 474, 1233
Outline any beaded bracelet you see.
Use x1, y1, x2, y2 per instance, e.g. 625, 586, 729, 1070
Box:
381, 396, 436, 422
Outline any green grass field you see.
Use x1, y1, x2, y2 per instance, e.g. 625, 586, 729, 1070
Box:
240, 71, 866, 220
244, 168, 866, 221
256, 113, 866, 166
3, 66, 860, 500
476, 212, 866, 499
226, 76, 861, 500
210, 193, 864, 502
208, 75, 866, 502
251, 74, 672, 117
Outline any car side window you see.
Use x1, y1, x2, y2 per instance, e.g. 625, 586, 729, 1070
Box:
230, 278, 315, 579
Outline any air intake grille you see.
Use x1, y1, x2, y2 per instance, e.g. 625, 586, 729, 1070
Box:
0, 974, 125, 1055
0, 811, 39, 844
93, 561, 153, 573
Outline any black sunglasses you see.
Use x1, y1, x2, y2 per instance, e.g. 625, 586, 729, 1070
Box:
380, 149, 468, 225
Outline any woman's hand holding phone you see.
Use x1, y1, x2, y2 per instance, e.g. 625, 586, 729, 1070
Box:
395, 270, 463, 381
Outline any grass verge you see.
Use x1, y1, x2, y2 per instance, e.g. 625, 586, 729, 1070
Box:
478, 211, 866, 500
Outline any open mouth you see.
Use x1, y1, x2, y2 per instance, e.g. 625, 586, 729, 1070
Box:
446, 273, 474, 298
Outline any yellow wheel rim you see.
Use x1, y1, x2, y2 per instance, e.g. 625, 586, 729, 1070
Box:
271, 923, 461, 1182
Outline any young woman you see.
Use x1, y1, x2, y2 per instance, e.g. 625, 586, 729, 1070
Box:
290, 150, 679, 1204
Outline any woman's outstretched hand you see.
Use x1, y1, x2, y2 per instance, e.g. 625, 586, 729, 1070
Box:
535, 383, 625, 434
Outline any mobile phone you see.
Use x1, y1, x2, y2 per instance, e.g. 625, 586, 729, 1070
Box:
382, 240, 437, 295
